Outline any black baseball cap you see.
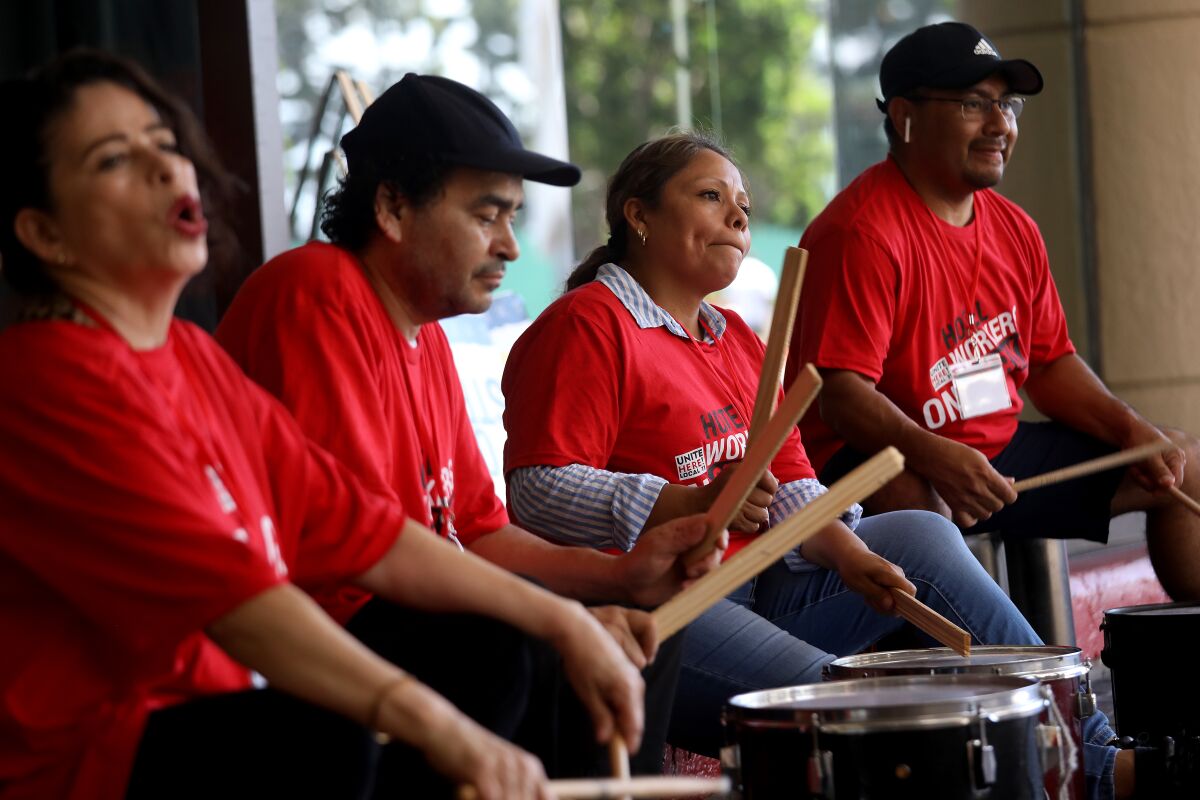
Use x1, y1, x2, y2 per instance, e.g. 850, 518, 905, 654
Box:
340, 73, 581, 186
877, 22, 1043, 111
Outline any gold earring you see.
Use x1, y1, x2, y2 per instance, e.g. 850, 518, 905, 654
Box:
638, 228, 647, 246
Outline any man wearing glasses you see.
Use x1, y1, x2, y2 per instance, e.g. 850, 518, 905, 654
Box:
787, 23, 1200, 796
790, 23, 1200, 630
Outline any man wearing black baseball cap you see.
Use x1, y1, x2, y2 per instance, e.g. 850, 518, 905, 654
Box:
218, 73, 719, 790
790, 23, 1200, 796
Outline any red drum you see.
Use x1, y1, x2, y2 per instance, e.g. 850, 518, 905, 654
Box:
722, 675, 1054, 799
826, 646, 1094, 800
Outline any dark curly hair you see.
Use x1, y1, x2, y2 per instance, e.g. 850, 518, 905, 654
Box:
565, 131, 739, 291
0, 49, 236, 298
319, 151, 449, 250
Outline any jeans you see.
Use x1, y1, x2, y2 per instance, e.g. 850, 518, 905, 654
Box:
669, 509, 1118, 800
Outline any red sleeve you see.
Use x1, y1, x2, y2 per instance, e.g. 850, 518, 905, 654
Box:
502, 299, 623, 472
217, 268, 399, 501
795, 227, 899, 382
1025, 224, 1076, 367
0, 341, 281, 650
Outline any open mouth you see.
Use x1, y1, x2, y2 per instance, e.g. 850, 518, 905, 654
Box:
169, 195, 209, 237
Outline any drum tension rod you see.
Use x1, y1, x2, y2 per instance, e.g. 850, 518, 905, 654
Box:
806, 713, 836, 798
967, 711, 998, 791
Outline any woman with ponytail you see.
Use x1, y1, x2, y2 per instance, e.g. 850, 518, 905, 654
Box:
501, 132, 1050, 757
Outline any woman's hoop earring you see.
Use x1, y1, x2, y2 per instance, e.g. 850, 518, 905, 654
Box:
904, 117, 912, 144
638, 228, 647, 246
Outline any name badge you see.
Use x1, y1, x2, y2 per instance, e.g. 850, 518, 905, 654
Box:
950, 353, 1011, 419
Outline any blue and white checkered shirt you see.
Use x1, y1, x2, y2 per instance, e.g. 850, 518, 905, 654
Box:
507, 263, 862, 572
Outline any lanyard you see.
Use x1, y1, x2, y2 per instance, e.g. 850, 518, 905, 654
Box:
930, 195, 985, 329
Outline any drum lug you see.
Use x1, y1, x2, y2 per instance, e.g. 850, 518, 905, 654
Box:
967, 714, 996, 790
806, 713, 836, 798
807, 749, 835, 798
1077, 690, 1097, 719
1077, 662, 1097, 718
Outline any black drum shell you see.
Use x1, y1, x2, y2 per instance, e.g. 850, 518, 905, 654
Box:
723, 675, 1047, 800
1102, 601, 1200, 741
824, 645, 1090, 800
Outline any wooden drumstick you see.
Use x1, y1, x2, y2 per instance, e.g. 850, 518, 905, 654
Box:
1012, 440, 1174, 492
457, 775, 731, 799
657, 447, 905, 640
890, 589, 971, 656
608, 735, 631, 800
747, 247, 808, 445
682, 364, 822, 567
1168, 485, 1200, 518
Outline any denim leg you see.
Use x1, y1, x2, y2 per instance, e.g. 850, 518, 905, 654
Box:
754, 510, 1042, 650
670, 591, 838, 755
1083, 710, 1118, 800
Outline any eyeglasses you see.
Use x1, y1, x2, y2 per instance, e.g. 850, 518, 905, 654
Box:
908, 95, 1026, 121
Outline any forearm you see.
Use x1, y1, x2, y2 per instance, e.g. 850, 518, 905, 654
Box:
507, 464, 666, 551
642, 483, 703, 530
1025, 354, 1142, 444
794, 520, 869, 571
207, 582, 447, 746
468, 524, 631, 605
356, 518, 588, 643
819, 369, 949, 468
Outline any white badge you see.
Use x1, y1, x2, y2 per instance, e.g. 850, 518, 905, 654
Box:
949, 353, 1012, 419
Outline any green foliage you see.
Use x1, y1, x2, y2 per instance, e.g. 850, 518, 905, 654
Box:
560, 0, 832, 255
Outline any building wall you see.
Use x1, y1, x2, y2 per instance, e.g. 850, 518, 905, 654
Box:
961, 0, 1200, 432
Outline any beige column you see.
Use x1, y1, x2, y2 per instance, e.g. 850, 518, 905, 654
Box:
961, 0, 1200, 431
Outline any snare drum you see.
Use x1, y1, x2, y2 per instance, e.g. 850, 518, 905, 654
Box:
722, 675, 1050, 799
825, 646, 1093, 800
1102, 601, 1200, 741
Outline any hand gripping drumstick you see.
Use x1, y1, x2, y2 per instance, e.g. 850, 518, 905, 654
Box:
456, 734, 731, 799
656, 447, 906, 640
1011, 440, 1174, 492
746, 247, 808, 445
1011, 439, 1200, 523
682, 364, 822, 567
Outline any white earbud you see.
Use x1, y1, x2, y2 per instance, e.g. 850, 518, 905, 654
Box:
904, 117, 912, 144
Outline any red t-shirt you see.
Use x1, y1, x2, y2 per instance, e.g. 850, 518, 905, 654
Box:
502, 278, 815, 560
0, 318, 405, 800
789, 157, 1076, 471
217, 242, 507, 623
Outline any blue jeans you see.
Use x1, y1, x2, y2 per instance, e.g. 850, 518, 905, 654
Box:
670, 510, 1118, 800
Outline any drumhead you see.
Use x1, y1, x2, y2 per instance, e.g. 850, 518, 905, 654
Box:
725, 675, 1044, 734
826, 645, 1088, 683
1105, 601, 1200, 617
